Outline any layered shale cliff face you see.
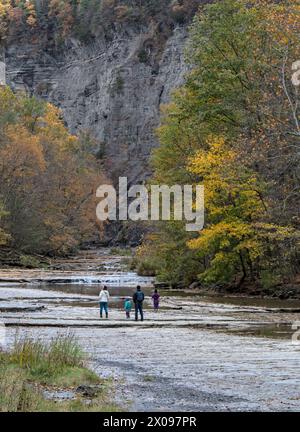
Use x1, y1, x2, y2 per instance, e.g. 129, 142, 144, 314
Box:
5, 24, 188, 183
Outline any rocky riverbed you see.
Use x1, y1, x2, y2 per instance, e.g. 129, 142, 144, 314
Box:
0, 249, 299, 411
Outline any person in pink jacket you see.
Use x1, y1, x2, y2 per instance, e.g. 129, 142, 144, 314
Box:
151, 289, 160, 312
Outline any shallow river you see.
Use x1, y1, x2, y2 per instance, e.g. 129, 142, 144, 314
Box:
0, 249, 299, 411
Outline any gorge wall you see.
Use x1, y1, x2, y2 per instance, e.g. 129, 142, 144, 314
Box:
5, 23, 188, 184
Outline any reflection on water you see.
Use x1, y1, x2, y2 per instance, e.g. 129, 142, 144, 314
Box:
35, 283, 155, 297
176, 293, 300, 309
221, 323, 295, 340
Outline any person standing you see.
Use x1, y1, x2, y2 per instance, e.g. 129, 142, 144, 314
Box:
99, 285, 110, 319
133, 285, 145, 321
152, 289, 160, 312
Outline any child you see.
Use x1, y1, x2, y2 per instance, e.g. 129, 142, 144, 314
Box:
124, 298, 132, 319
152, 289, 160, 312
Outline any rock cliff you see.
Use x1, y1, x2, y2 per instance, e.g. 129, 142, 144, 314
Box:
5, 23, 188, 184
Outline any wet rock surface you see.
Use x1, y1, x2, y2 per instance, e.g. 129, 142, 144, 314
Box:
1, 249, 300, 411
43, 389, 76, 401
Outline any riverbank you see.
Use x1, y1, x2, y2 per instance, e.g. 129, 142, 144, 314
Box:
153, 278, 300, 301
1, 246, 300, 301
0, 247, 51, 269
0, 334, 120, 412
184, 281, 300, 301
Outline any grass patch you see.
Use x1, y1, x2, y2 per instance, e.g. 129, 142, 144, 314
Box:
0, 365, 41, 412
110, 247, 132, 256
130, 255, 158, 277
0, 333, 121, 412
42, 366, 100, 387
8, 333, 84, 382
136, 259, 157, 276
19, 254, 48, 269
143, 375, 155, 382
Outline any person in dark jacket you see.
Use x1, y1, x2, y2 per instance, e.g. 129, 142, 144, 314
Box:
133, 285, 145, 321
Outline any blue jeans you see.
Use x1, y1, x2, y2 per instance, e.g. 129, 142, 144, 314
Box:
135, 302, 144, 321
100, 302, 108, 318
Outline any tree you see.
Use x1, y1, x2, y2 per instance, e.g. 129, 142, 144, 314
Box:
187, 136, 299, 283
0, 86, 104, 255
0, 200, 9, 246
139, 0, 300, 287
0, 1, 10, 42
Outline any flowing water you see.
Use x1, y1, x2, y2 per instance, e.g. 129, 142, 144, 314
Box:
0, 249, 299, 411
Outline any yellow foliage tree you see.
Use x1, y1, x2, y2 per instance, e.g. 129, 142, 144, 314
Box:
186, 136, 264, 283
187, 135, 300, 284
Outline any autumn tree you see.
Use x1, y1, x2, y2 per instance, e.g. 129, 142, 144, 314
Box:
0, 0, 11, 42
0, 200, 9, 246
0, 86, 104, 255
2, 1, 202, 43
139, 0, 300, 288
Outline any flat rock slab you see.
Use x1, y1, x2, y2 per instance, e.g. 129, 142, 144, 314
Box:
43, 389, 76, 401
1, 249, 300, 411
2, 319, 235, 329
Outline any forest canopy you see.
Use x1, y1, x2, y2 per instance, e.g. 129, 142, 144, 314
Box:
0, 0, 202, 43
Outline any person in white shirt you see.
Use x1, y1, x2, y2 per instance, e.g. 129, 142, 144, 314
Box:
99, 285, 110, 319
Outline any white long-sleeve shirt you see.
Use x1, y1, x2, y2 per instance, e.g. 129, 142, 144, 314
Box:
99, 289, 110, 302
